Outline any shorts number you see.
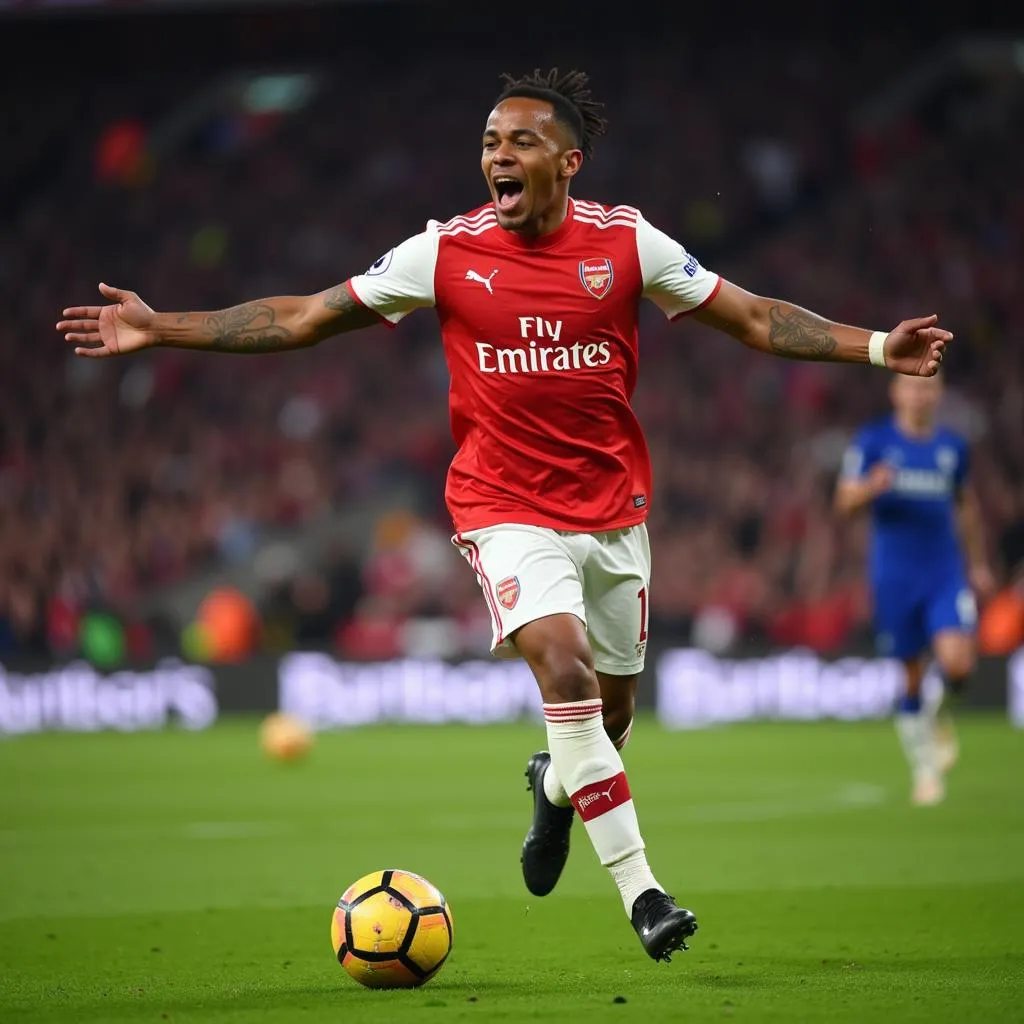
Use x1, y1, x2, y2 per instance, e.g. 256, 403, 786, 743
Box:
638, 586, 648, 643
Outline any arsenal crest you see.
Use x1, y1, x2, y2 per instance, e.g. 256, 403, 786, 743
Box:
496, 576, 521, 610
579, 257, 614, 300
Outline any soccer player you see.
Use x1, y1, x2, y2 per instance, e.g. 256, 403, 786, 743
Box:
835, 373, 993, 806
58, 69, 950, 961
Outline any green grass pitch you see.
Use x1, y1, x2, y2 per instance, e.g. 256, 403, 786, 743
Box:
1, 715, 1023, 1023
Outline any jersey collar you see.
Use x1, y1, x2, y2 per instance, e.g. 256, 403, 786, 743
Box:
497, 198, 578, 251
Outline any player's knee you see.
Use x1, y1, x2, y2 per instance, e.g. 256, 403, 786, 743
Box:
940, 647, 976, 682
533, 647, 598, 704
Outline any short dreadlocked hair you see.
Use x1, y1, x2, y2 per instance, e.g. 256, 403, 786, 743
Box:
495, 68, 608, 160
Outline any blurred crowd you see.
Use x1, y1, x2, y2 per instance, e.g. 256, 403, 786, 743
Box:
2, 34, 1023, 663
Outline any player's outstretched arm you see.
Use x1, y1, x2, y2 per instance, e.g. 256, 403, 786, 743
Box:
57, 281, 380, 358
834, 463, 894, 517
693, 281, 951, 377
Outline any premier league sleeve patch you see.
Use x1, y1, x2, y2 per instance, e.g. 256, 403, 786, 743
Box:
365, 249, 395, 277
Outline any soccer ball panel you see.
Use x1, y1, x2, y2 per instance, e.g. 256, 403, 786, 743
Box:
341, 870, 386, 906
332, 868, 453, 990
389, 869, 445, 909
347, 889, 413, 955
341, 953, 421, 989
330, 907, 346, 958
405, 909, 453, 975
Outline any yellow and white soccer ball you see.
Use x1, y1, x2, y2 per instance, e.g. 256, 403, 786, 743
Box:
331, 869, 454, 988
259, 712, 313, 762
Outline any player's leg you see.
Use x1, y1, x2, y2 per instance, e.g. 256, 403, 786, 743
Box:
571, 523, 695, 959
931, 630, 975, 771
878, 582, 943, 805
537, 671, 638, 806
599, 671, 640, 752
454, 524, 584, 899
513, 611, 695, 961
524, 670, 638, 903
894, 654, 944, 805
526, 670, 635, 891
455, 525, 641, 908
520, 532, 638, 901
928, 584, 979, 774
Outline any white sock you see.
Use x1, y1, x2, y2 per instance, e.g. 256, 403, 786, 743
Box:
895, 712, 939, 784
543, 716, 633, 807
612, 718, 634, 751
543, 700, 661, 915
542, 759, 572, 807
609, 850, 661, 915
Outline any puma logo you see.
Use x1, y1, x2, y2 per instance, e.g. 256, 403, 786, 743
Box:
575, 778, 619, 812
465, 268, 499, 294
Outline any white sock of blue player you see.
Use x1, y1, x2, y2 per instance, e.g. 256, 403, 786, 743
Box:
542, 717, 633, 808
895, 693, 943, 804
543, 701, 661, 914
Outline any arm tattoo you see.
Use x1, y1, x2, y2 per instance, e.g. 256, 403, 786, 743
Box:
767, 305, 838, 360
321, 283, 382, 330
202, 303, 293, 353
322, 284, 358, 312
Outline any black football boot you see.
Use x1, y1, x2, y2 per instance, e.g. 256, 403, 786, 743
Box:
631, 888, 698, 962
521, 751, 574, 896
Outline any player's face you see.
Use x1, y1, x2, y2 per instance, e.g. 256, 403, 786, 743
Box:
891, 373, 943, 425
481, 98, 582, 234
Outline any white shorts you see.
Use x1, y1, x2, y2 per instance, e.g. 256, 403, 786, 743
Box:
453, 523, 652, 675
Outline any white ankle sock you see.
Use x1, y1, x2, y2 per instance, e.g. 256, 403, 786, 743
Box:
609, 850, 661, 914
543, 700, 661, 915
896, 712, 938, 784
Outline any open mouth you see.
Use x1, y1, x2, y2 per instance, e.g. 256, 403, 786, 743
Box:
493, 176, 525, 213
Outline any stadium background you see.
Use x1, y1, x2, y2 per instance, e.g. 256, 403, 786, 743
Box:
3, 5, 1024, 1023
2, 0, 1022, 734
0, 0, 1019, 716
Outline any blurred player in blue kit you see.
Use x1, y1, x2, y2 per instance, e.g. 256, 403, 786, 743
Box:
835, 373, 994, 805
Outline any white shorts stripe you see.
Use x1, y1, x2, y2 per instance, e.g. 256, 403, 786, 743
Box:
453, 534, 505, 644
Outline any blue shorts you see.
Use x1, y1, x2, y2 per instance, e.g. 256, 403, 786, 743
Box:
873, 573, 976, 659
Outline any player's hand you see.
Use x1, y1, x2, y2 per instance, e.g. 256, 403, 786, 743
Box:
57, 283, 158, 358
883, 315, 952, 376
969, 563, 997, 602
866, 462, 895, 496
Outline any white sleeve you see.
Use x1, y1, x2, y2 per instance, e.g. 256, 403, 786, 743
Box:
347, 221, 439, 324
636, 213, 721, 320
840, 444, 865, 480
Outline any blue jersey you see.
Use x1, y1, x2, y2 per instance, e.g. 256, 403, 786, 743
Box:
842, 417, 974, 657
841, 416, 968, 583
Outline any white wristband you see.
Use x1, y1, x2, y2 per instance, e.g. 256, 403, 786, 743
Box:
868, 331, 888, 368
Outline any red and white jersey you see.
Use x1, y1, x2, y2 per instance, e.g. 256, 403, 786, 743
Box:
347, 198, 720, 534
